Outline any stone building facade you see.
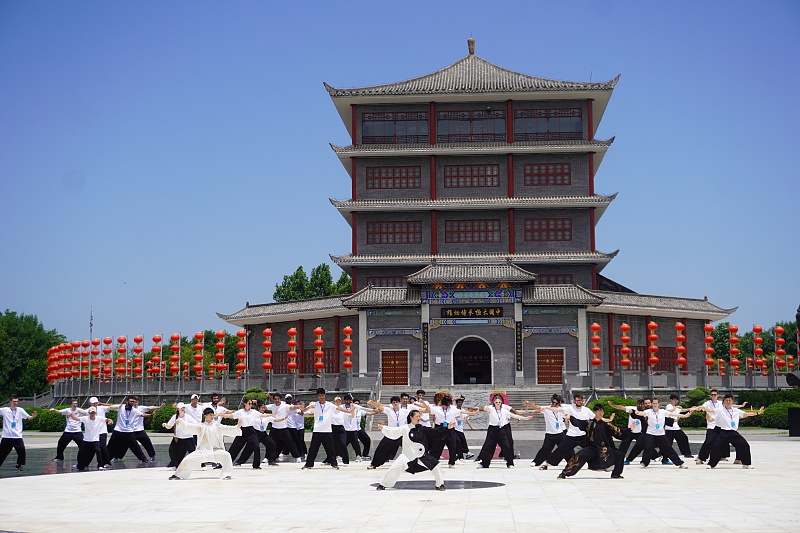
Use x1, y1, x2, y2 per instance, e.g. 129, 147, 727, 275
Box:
219, 40, 734, 391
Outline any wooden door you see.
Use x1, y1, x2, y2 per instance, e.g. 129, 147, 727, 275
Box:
381, 351, 408, 386
537, 348, 564, 384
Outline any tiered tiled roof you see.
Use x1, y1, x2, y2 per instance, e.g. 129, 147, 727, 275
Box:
332, 250, 618, 270
341, 286, 421, 308
331, 194, 617, 224
523, 285, 604, 305
406, 263, 537, 284
591, 291, 737, 320
216, 295, 354, 326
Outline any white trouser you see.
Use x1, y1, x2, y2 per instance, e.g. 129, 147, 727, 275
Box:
175, 448, 233, 479
381, 454, 444, 488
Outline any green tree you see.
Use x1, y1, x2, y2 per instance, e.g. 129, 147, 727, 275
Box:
273, 263, 351, 302
0, 310, 65, 402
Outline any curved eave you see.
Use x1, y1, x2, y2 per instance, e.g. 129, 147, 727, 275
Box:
331, 139, 613, 177
588, 296, 737, 321
330, 193, 617, 225
324, 76, 618, 140
216, 298, 356, 327
332, 250, 618, 269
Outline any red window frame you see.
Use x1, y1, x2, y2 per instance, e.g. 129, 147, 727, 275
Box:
524, 218, 572, 242
362, 111, 429, 144
366, 166, 422, 189
523, 163, 572, 186
367, 221, 422, 245
444, 219, 501, 243
443, 164, 500, 188
437, 110, 506, 143
514, 108, 582, 142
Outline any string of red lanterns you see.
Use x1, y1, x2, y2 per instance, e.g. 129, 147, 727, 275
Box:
342, 326, 353, 370
619, 323, 631, 369
235, 329, 247, 378
775, 326, 786, 375
313, 327, 325, 372
674, 322, 687, 368
728, 325, 740, 376
287, 328, 298, 373
262, 329, 273, 374
193, 332, 204, 380
703, 323, 715, 371
647, 322, 659, 367
589, 323, 602, 368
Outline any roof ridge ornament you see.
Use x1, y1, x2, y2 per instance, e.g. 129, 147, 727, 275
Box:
468, 37, 475, 56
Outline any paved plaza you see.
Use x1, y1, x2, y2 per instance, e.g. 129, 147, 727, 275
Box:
0, 431, 798, 532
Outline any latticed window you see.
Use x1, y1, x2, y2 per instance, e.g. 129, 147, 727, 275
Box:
443, 165, 500, 188
523, 163, 571, 186
367, 221, 422, 245
437, 110, 506, 143
524, 218, 572, 241
514, 108, 582, 141
366, 276, 407, 288
444, 220, 501, 243
362, 111, 429, 144
366, 166, 422, 189
538, 274, 574, 285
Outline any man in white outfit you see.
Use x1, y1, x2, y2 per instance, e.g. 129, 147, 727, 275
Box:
171, 407, 242, 480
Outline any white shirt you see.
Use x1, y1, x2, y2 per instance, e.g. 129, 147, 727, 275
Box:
184, 402, 205, 423
702, 399, 722, 429
562, 404, 592, 438
417, 400, 432, 426
430, 405, 459, 428
114, 406, 143, 433
713, 406, 744, 431
343, 405, 363, 432
486, 404, 513, 427
665, 403, 682, 431
233, 408, 262, 428
455, 412, 468, 433
287, 408, 305, 430
543, 408, 566, 435
79, 415, 107, 442
645, 408, 679, 436
385, 406, 410, 428
163, 414, 194, 439
310, 401, 336, 432
0, 407, 30, 438
178, 419, 241, 452
267, 402, 291, 429
331, 406, 346, 426
254, 413, 275, 432
93, 406, 111, 434
131, 406, 150, 432
59, 407, 88, 433
624, 406, 642, 434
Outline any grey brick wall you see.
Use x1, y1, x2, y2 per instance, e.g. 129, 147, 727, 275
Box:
366, 311, 422, 385
436, 210, 508, 255
523, 306, 580, 381
435, 155, 508, 199
427, 323, 517, 388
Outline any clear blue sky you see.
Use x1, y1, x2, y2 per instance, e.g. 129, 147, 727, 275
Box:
1, 1, 798, 344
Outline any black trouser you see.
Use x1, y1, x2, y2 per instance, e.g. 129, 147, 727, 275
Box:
134, 430, 156, 458
107, 431, 146, 461
305, 432, 337, 467
228, 427, 262, 467
293, 428, 307, 456
370, 436, 401, 467
455, 431, 469, 459
76, 440, 104, 470
626, 434, 662, 462
0, 438, 25, 467
548, 434, 582, 466
237, 429, 277, 465
430, 426, 459, 465
561, 446, 624, 478
357, 428, 371, 456
98, 433, 111, 465
699, 427, 730, 461
665, 429, 692, 457
55, 431, 84, 460
270, 427, 300, 458
641, 434, 683, 467
708, 431, 751, 467
331, 425, 349, 464
167, 437, 196, 468
618, 431, 641, 459
479, 425, 514, 467
345, 430, 363, 458
533, 432, 564, 466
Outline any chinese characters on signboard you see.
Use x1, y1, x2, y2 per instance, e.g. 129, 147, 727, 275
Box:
441, 307, 503, 318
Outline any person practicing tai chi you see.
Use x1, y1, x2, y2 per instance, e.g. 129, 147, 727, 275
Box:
632, 398, 693, 468
527, 395, 566, 468
696, 389, 746, 465
527, 393, 591, 470
695, 394, 763, 469
68, 407, 113, 471
300, 388, 354, 469
171, 408, 242, 480
606, 399, 646, 465
162, 403, 196, 469
0, 396, 37, 471
476, 394, 532, 469
50, 399, 87, 462
664, 394, 694, 458
557, 403, 625, 479
375, 410, 446, 491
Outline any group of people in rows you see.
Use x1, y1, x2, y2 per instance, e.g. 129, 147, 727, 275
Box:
1, 387, 763, 488
525, 389, 763, 480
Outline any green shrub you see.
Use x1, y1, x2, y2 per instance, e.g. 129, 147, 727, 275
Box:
738, 389, 800, 409
15, 407, 44, 431
596, 396, 636, 430
243, 387, 267, 404
685, 387, 711, 407
36, 408, 67, 432
679, 411, 708, 428
150, 406, 177, 433
760, 402, 800, 429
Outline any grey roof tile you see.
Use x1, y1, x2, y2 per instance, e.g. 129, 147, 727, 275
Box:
330, 139, 613, 156
331, 251, 619, 266
331, 194, 616, 210
523, 285, 604, 305
324, 54, 619, 97
592, 291, 737, 318
217, 295, 350, 322
406, 263, 537, 284
341, 286, 421, 308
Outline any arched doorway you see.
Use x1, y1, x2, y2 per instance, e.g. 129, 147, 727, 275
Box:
452, 337, 492, 385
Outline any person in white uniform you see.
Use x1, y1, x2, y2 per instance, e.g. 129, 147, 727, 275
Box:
162, 402, 196, 468
632, 398, 693, 468
531, 393, 592, 469
68, 407, 113, 471
665, 394, 693, 458
267, 393, 301, 461
171, 407, 242, 480
50, 398, 87, 461
300, 388, 352, 469
375, 410, 445, 491
695, 394, 764, 469
0, 396, 37, 471
526, 395, 567, 469
87, 397, 112, 468
476, 394, 532, 469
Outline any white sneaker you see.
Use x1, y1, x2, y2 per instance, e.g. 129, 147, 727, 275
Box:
356, 456, 363, 462
507, 465, 515, 469
678, 464, 688, 469
456, 459, 465, 466
743, 465, 754, 469
449, 464, 456, 469
296, 457, 303, 463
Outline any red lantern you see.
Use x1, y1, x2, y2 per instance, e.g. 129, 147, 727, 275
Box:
591, 357, 602, 368
91, 338, 101, 346
216, 330, 226, 340
152, 335, 162, 344
103, 337, 113, 346
775, 326, 785, 336
705, 358, 715, 367
236, 329, 246, 338
170, 333, 180, 342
